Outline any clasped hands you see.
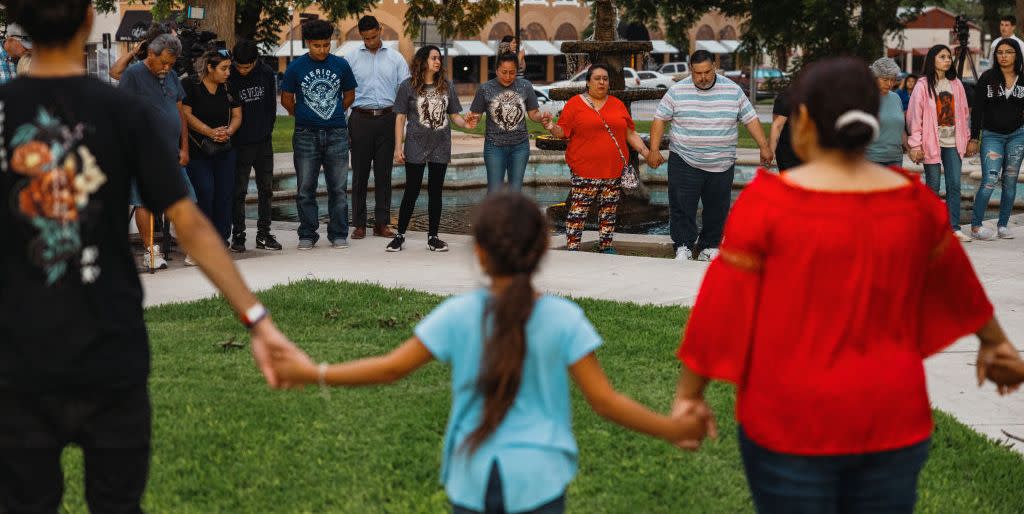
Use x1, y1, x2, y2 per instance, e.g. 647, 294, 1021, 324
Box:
464, 112, 481, 130
208, 126, 231, 143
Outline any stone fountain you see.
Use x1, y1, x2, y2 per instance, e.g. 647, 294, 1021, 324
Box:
535, 0, 671, 232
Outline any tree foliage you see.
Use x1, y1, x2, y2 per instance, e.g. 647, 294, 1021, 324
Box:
94, 0, 515, 51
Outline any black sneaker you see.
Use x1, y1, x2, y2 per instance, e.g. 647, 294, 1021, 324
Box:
230, 239, 246, 253
256, 234, 282, 251
386, 234, 405, 252
427, 236, 448, 252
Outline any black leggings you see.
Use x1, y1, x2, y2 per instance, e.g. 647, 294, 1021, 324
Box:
398, 161, 447, 236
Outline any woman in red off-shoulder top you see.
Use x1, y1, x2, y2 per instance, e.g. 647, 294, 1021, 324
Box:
672, 58, 1023, 514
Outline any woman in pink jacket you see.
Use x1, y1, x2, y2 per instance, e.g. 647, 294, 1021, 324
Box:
907, 45, 977, 242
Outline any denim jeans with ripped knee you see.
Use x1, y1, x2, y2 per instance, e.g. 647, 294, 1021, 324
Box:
973, 127, 1024, 228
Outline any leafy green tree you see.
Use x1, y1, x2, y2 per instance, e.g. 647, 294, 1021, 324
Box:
92, 0, 514, 50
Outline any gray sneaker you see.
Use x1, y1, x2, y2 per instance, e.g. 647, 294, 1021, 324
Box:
297, 239, 315, 250
330, 238, 350, 249
998, 226, 1015, 239
970, 227, 996, 241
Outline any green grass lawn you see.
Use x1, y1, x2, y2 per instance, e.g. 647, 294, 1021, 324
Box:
271, 115, 770, 153
54, 280, 1024, 513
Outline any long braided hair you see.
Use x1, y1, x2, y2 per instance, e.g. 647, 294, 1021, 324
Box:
463, 192, 550, 452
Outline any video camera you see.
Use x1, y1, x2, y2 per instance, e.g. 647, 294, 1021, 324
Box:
954, 14, 971, 48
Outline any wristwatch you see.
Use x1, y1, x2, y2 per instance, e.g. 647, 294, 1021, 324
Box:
240, 303, 269, 329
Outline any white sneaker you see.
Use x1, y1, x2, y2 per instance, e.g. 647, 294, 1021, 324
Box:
998, 227, 1015, 239
142, 247, 167, 269
184, 254, 197, 267
696, 248, 720, 262
970, 227, 996, 241
954, 230, 972, 243
674, 247, 690, 260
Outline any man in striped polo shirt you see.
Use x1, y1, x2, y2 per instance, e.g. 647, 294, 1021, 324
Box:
648, 50, 773, 261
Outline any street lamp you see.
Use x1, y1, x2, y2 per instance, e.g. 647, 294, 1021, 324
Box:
288, 4, 295, 62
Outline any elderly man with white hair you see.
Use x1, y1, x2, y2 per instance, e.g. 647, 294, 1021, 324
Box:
865, 57, 908, 167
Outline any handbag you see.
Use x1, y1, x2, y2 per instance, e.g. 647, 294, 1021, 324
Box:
189, 81, 234, 157
580, 94, 640, 190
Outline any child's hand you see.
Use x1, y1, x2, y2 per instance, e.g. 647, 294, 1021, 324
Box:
988, 350, 1024, 394
668, 398, 715, 450
270, 343, 317, 388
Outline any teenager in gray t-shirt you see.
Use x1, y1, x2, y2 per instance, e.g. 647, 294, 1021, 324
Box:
466, 54, 548, 192
390, 46, 471, 253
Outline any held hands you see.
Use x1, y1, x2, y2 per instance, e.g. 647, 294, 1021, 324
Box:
966, 139, 980, 158
978, 340, 1024, 395
646, 151, 666, 169
268, 339, 318, 389
464, 113, 481, 130
908, 147, 924, 164
541, 112, 556, 131
668, 398, 716, 450
759, 146, 775, 168
394, 147, 405, 165
249, 318, 306, 389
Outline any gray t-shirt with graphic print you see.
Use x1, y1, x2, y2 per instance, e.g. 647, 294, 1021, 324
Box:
395, 78, 462, 164
470, 78, 539, 146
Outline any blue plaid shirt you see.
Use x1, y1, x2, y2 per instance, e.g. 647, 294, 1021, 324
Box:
0, 46, 16, 84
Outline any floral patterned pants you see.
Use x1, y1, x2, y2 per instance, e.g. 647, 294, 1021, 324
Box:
565, 173, 621, 251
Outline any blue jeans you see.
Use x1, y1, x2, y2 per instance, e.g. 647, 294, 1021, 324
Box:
667, 152, 734, 250
450, 462, 565, 514
923, 147, 963, 231
293, 127, 350, 243
973, 128, 1024, 228
187, 151, 236, 241
739, 428, 930, 514
484, 140, 530, 193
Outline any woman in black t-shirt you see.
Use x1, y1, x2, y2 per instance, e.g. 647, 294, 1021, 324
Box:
183, 48, 242, 246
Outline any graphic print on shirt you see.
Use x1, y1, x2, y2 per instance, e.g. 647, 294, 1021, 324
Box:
300, 68, 341, 120
417, 88, 450, 130
936, 91, 956, 141
4, 105, 107, 285
986, 83, 1024, 99
488, 89, 526, 132
236, 84, 266, 104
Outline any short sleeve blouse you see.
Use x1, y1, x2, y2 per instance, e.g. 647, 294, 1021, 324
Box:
558, 95, 635, 179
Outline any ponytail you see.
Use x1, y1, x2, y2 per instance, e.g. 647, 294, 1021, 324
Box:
464, 193, 549, 452
464, 273, 534, 452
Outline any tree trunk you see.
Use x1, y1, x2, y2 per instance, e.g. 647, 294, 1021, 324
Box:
192, 0, 237, 49
1018, 0, 1024, 42
235, 2, 262, 42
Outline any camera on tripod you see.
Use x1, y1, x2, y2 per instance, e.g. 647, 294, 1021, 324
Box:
954, 14, 971, 48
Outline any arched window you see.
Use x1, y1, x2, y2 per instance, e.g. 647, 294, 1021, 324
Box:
524, 22, 548, 40
554, 23, 579, 41
719, 25, 737, 40
488, 22, 513, 40
695, 25, 715, 41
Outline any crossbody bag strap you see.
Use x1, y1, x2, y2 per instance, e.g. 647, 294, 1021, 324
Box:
580, 94, 627, 166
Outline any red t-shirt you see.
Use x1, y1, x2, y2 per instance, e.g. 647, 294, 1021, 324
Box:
558, 95, 635, 179
677, 169, 993, 455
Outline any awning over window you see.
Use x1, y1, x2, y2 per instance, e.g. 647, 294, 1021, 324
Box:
454, 40, 495, 56
520, 40, 560, 56
274, 41, 308, 57
651, 40, 680, 54
334, 40, 398, 57
719, 40, 741, 53
695, 40, 729, 54
115, 10, 153, 42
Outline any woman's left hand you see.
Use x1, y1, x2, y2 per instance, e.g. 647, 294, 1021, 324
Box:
966, 139, 980, 158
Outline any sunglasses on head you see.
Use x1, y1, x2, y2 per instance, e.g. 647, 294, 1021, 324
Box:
217, 48, 231, 58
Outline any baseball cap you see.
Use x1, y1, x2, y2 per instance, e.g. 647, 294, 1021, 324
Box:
6, 24, 33, 49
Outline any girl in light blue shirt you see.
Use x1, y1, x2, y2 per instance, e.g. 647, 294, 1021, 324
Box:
271, 193, 709, 514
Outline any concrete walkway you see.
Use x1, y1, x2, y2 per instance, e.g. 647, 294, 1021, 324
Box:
140, 218, 1024, 452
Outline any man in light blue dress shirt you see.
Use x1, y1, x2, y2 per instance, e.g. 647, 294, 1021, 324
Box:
347, 15, 411, 239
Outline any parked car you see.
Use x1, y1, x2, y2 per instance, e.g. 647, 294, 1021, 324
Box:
658, 61, 689, 80
636, 70, 676, 89
732, 67, 787, 99
548, 66, 642, 89
532, 85, 553, 104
